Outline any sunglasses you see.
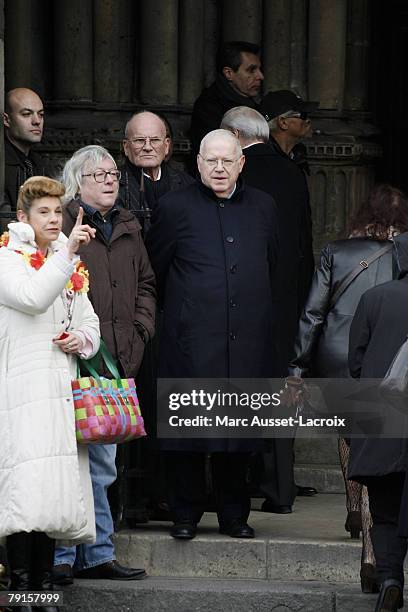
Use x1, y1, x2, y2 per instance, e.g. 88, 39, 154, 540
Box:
286, 111, 309, 120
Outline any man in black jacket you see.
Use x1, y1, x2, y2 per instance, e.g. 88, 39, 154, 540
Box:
221, 106, 316, 512
2, 88, 49, 230
189, 41, 264, 162
118, 111, 194, 235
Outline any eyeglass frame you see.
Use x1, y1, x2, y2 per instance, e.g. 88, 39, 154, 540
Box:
124, 136, 169, 150
81, 170, 122, 183
198, 154, 242, 170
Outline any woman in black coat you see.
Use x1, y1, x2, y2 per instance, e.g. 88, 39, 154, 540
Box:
348, 231, 408, 612
289, 184, 408, 593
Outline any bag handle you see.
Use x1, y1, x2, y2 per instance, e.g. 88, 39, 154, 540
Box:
77, 339, 121, 380
329, 243, 392, 309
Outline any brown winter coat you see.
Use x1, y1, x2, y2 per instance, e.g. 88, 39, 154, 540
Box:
63, 199, 156, 378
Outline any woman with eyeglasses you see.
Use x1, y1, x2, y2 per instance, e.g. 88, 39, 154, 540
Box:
288, 184, 408, 595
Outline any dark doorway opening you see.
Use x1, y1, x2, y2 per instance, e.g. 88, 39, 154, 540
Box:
371, 0, 408, 191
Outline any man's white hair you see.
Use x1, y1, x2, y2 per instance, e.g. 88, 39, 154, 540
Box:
199, 129, 242, 157
61, 145, 116, 204
220, 107, 270, 144
268, 110, 296, 132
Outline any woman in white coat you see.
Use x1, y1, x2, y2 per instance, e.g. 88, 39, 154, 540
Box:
0, 176, 100, 612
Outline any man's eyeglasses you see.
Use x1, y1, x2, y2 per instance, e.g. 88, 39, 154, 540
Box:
286, 111, 309, 121
82, 170, 121, 183
199, 155, 240, 169
126, 137, 166, 149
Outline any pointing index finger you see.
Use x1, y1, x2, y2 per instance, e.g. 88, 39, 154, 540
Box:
75, 207, 84, 227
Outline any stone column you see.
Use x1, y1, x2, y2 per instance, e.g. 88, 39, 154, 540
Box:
308, 0, 347, 109
345, 0, 370, 110
139, 0, 178, 105
94, 0, 121, 103
203, 0, 219, 88
290, 0, 307, 97
118, 0, 137, 103
179, 0, 204, 105
262, 0, 292, 92
54, 0, 93, 101
222, 0, 262, 43
5, 0, 49, 96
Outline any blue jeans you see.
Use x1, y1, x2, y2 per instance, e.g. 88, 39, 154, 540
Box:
54, 444, 117, 570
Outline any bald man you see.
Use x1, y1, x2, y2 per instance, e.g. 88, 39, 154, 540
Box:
2, 88, 50, 226
118, 110, 193, 235
146, 129, 279, 540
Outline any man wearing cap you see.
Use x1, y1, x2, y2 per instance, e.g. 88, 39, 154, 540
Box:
189, 41, 264, 162
259, 90, 318, 335
226, 93, 318, 513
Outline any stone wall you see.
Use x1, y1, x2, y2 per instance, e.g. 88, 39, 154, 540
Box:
2, 0, 381, 253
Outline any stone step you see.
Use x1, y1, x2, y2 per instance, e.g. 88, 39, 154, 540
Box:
61, 577, 377, 612
113, 495, 361, 583
295, 437, 340, 465
295, 463, 344, 493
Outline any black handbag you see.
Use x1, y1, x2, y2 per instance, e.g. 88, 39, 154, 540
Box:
379, 335, 408, 399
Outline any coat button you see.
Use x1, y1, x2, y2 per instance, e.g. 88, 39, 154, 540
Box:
112, 280, 118, 287
230, 300, 237, 308
230, 264, 237, 273
230, 332, 236, 340
113, 316, 119, 323
219, 201, 225, 208
226, 236, 234, 243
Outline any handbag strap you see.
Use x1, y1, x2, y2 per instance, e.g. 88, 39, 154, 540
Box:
329, 243, 393, 309
77, 339, 122, 381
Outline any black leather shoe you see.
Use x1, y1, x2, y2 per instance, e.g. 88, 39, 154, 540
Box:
170, 522, 197, 540
75, 560, 146, 580
219, 521, 255, 538
52, 564, 74, 586
261, 500, 292, 514
297, 485, 317, 497
374, 578, 403, 611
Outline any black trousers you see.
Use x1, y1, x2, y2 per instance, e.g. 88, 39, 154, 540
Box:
6, 531, 55, 588
250, 439, 297, 506
367, 473, 407, 586
165, 451, 251, 526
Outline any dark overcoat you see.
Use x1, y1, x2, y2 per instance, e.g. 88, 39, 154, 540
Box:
146, 179, 279, 451
117, 160, 194, 232
242, 142, 314, 376
1, 139, 50, 231
347, 233, 408, 487
189, 75, 261, 160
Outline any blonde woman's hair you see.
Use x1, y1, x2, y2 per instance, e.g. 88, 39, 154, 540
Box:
17, 176, 65, 215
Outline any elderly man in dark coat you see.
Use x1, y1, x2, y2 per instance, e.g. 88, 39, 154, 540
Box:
221, 106, 316, 513
147, 129, 279, 540
118, 111, 194, 235
348, 232, 408, 612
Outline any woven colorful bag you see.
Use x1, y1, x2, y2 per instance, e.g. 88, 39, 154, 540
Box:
72, 340, 146, 444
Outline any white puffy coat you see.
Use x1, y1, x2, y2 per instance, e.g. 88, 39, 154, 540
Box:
0, 223, 100, 543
